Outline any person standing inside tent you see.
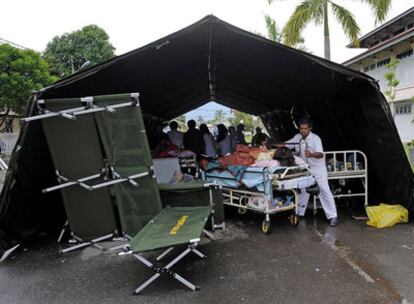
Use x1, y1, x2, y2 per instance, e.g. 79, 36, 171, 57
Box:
183, 120, 205, 157
167, 121, 183, 148
281, 118, 338, 226
251, 127, 269, 147
216, 124, 231, 156
200, 124, 218, 157
236, 123, 246, 145
228, 126, 239, 153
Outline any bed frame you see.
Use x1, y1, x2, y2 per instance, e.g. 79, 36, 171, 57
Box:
312, 150, 368, 213
203, 165, 315, 234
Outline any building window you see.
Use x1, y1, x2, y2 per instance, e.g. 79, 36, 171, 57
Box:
407, 23, 414, 30
396, 49, 413, 60
369, 64, 376, 70
363, 66, 369, 72
395, 103, 412, 115
377, 58, 390, 68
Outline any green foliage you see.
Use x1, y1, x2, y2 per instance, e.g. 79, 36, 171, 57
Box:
210, 109, 227, 124
268, 0, 392, 59
264, 14, 282, 42
230, 110, 254, 131
43, 25, 115, 78
384, 58, 400, 102
262, 14, 309, 52
0, 44, 56, 113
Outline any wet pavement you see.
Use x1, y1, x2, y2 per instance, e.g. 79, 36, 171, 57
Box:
1, 208, 413, 304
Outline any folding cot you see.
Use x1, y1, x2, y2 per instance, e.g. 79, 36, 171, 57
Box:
25, 91, 218, 290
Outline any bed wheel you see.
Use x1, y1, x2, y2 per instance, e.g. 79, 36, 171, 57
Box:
290, 214, 300, 227
238, 207, 247, 215
261, 220, 271, 234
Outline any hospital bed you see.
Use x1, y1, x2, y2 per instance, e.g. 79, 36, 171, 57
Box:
312, 150, 368, 212
203, 163, 316, 234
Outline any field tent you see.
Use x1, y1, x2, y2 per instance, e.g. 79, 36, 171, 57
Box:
0, 15, 413, 255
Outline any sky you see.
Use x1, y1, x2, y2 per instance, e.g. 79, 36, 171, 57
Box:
1, 0, 414, 119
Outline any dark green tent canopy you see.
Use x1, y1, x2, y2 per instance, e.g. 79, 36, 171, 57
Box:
0, 15, 413, 253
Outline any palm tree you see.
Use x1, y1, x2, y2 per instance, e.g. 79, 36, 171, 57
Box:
268, 0, 392, 60
264, 14, 309, 52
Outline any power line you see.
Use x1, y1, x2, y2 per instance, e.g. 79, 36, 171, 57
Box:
0, 37, 29, 50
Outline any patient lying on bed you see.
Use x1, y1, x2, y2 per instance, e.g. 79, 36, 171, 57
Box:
199, 145, 305, 171
254, 147, 305, 168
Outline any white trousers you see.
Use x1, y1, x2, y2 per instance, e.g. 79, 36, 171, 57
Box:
297, 170, 337, 219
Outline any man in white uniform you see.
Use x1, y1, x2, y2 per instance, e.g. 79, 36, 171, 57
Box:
285, 118, 338, 226
167, 121, 183, 148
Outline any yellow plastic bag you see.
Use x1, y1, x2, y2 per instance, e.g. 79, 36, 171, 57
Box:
366, 203, 409, 228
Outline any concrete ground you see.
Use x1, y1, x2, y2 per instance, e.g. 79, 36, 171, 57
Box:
1, 207, 413, 304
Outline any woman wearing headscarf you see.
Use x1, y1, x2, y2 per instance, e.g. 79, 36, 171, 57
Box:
216, 124, 231, 156
200, 124, 218, 158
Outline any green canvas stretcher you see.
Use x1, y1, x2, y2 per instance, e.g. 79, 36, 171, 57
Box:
158, 181, 225, 228
122, 205, 213, 294
40, 98, 117, 244
130, 206, 211, 252
33, 93, 218, 294
94, 96, 162, 237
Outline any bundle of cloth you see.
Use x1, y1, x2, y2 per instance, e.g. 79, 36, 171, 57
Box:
152, 138, 196, 159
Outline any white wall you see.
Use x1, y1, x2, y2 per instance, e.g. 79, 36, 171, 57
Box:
394, 111, 414, 142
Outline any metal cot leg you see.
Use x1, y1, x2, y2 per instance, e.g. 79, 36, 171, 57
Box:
130, 245, 206, 294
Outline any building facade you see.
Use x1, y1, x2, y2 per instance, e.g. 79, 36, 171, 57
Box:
343, 7, 414, 143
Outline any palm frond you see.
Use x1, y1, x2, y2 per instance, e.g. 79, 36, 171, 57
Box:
309, 0, 325, 25
330, 1, 360, 47
264, 14, 281, 42
282, 0, 313, 47
362, 0, 392, 24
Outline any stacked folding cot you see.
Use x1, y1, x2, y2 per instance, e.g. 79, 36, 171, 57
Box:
25, 93, 221, 294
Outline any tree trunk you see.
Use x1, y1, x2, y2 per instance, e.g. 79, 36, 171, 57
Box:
323, 2, 331, 60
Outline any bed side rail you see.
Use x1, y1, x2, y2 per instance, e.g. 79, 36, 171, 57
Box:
324, 150, 367, 176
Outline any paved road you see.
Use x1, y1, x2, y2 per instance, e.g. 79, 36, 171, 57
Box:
1, 209, 413, 304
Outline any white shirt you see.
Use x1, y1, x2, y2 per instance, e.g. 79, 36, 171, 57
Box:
203, 134, 217, 157
286, 132, 326, 170
167, 130, 183, 148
